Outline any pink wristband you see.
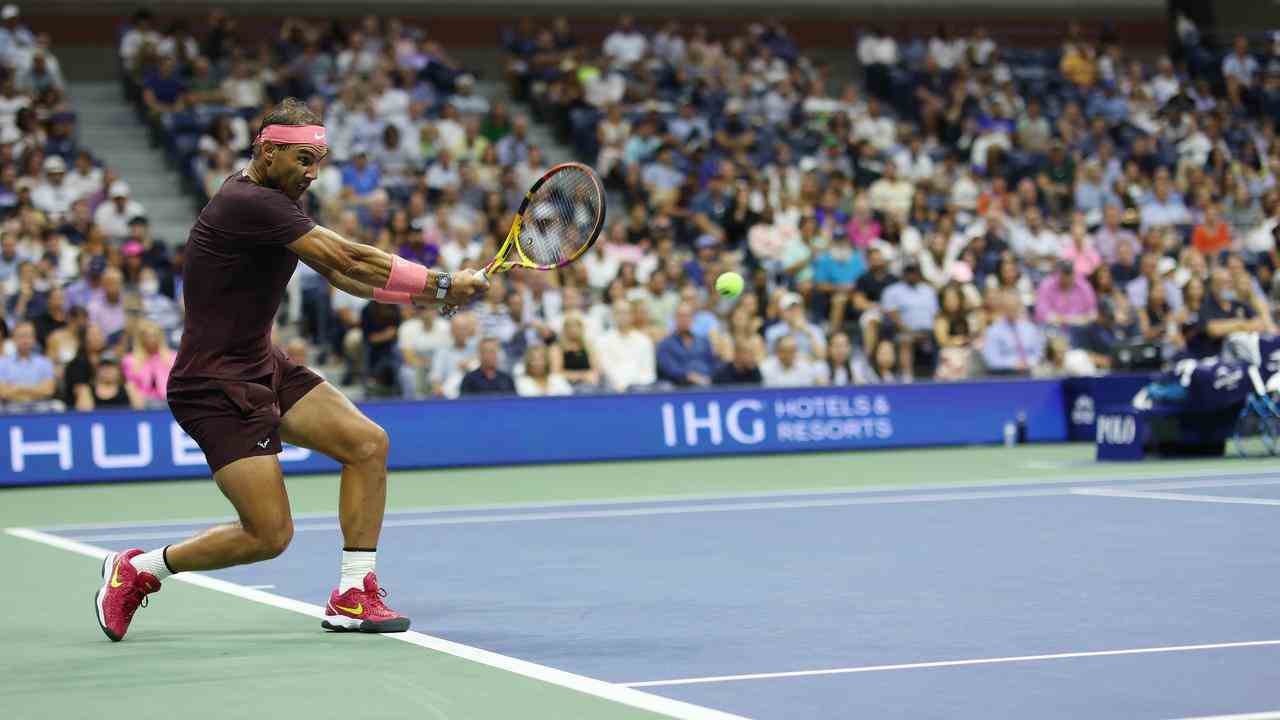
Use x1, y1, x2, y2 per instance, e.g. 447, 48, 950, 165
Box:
386, 256, 430, 294
372, 288, 413, 305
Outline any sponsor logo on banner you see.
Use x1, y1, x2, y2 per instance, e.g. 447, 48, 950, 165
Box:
660, 393, 894, 448
6, 420, 311, 474
1095, 413, 1137, 445
1071, 395, 1095, 427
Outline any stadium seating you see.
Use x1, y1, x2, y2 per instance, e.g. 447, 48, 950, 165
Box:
4, 11, 1280, 413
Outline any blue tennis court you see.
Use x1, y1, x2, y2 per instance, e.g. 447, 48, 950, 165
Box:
43, 471, 1280, 720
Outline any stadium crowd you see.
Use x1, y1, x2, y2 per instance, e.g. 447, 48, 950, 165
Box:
4, 9, 1280, 412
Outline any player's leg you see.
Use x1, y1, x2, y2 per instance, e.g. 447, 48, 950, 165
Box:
164, 455, 295, 571
278, 380, 408, 633
280, 381, 388, 549
95, 453, 292, 641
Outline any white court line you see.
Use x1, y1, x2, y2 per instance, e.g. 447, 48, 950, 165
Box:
38, 466, 1280, 534
1073, 488, 1280, 507
65, 487, 1074, 543
1172, 707, 1280, 712
65, 476, 1280, 544
3, 527, 745, 720
622, 640, 1280, 688
245, 584, 276, 590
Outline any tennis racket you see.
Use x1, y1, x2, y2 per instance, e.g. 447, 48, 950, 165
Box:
443, 162, 605, 316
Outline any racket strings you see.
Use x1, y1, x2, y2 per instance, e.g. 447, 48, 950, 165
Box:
519, 168, 601, 268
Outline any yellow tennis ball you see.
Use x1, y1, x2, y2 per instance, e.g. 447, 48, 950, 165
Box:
715, 271, 744, 298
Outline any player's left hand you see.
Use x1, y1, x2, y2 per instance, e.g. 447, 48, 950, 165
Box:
445, 268, 489, 306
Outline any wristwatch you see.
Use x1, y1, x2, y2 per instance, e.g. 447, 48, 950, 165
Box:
435, 272, 452, 300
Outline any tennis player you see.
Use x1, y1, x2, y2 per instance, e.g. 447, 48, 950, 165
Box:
94, 98, 487, 641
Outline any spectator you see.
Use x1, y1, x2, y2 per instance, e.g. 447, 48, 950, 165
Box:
552, 312, 600, 388
812, 227, 867, 329
764, 292, 826, 359
1138, 277, 1176, 347
31, 155, 78, 222
1037, 335, 1098, 377
136, 264, 180, 333
592, 299, 654, 390
121, 320, 174, 407
359, 301, 401, 393
851, 246, 896, 353
818, 331, 874, 385
880, 262, 939, 379
933, 283, 980, 380
398, 304, 451, 399
430, 312, 479, 397
284, 337, 323, 381
867, 161, 914, 222
31, 285, 68, 349
981, 290, 1046, 376
1094, 203, 1139, 265
865, 338, 908, 383
656, 301, 717, 387
1222, 35, 1258, 105
1191, 202, 1231, 257
459, 336, 516, 395
94, 181, 146, 241
75, 359, 140, 410
712, 334, 764, 386
86, 267, 126, 340
1035, 259, 1098, 327
62, 322, 107, 406
1139, 174, 1190, 232
760, 333, 824, 387
603, 15, 647, 68
220, 59, 267, 110
0, 322, 57, 411
515, 344, 571, 397
1078, 297, 1141, 371
1125, 252, 1183, 313
341, 147, 382, 197
496, 113, 531, 167
1061, 215, 1102, 277
1008, 205, 1062, 275
142, 56, 187, 117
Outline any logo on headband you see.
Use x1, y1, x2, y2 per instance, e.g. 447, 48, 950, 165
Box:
257, 124, 328, 147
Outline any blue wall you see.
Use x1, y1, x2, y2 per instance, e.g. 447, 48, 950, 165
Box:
0, 378, 1081, 487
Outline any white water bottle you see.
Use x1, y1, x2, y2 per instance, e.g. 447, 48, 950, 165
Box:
1003, 421, 1017, 447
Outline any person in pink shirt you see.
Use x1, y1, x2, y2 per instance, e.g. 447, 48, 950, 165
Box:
1035, 259, 1098, 327
845, 193, 881, 250
122, 320, 176, 405
1060, 215, 1102, 277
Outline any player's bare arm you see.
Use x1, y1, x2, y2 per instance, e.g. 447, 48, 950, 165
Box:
287, 225, 487, 306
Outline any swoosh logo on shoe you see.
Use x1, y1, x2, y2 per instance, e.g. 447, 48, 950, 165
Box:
110, 558, 124, 588
334, 602, 363, 615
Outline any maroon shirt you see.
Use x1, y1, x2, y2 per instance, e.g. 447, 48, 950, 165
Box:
171, 173, 316, 381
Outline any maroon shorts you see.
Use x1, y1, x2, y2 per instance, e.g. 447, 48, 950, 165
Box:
167, 347, 324, 474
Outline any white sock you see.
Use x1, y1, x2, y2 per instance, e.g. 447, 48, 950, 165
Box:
340, 549, 376, 592
130, 547, 174, 580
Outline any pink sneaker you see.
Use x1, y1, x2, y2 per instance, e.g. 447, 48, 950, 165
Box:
94, 549, 161, 642
322, 572, 411, 633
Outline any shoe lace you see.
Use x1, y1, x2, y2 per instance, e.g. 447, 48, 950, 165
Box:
366, 586, 391, 613
122, 586, 149, 620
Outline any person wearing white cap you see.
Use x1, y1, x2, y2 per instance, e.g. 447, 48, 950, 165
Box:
0, 4, 33, 69
31, 155, 81, 222
447, 73, 489, 116
93, 180, 147, 241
